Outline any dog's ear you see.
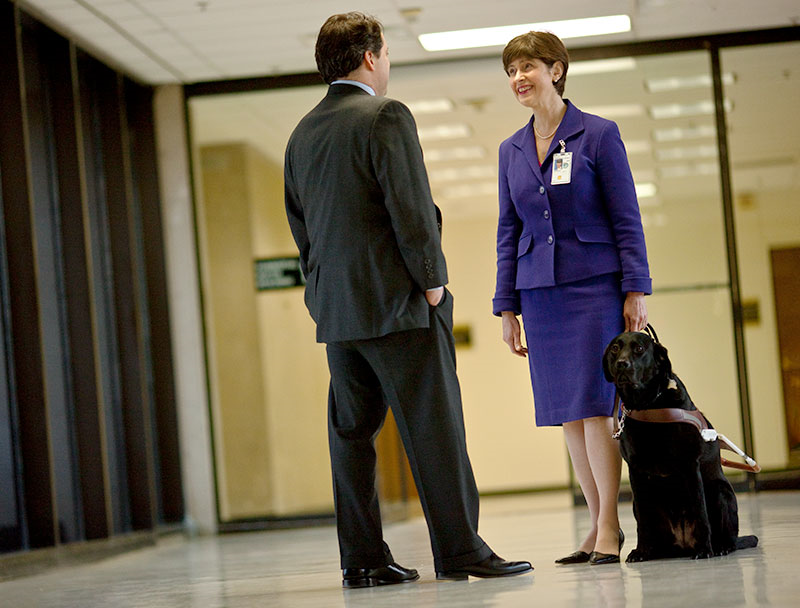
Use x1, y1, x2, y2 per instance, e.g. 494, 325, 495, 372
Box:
602, 340, 616, 382
653, 341, 672, 379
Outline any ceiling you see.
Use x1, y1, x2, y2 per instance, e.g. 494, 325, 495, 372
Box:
16, 0, 800, 225
16, 0, 800, 84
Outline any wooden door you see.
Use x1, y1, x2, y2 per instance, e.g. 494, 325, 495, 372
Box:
771, 247, 800, 451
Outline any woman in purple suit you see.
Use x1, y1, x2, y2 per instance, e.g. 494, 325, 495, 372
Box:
493, 31, 651, 565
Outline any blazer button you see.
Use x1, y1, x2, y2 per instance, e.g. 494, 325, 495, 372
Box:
543, 209, 550, 220
539, 186, 545, 194
547, 235, 554, 245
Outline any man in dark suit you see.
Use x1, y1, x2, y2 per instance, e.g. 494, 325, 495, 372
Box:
284, 12, 532, 588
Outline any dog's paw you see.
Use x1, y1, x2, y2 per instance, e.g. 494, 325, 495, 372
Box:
625, 549, 650, 563
692, 551, 713, 560
714, 545, 735, 557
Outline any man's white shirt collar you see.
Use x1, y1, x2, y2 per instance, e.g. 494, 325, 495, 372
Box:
331, 80, 375, 96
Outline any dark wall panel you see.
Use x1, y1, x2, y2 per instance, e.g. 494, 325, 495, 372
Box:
0, 0, 55, 551
93, 62, 156, 532
19, 12, 84, 546
39, 24, 109, 542
0, 2, 183, 556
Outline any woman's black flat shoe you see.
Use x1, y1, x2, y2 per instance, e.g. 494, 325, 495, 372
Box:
554, 550, 590, 564
589, 551, 620, 565
588, 529, 625, 565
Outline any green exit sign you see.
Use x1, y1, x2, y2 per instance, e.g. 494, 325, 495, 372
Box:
254, 257, 306, 291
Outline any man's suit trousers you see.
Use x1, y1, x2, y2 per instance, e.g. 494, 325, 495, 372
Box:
325, 289, 491, 571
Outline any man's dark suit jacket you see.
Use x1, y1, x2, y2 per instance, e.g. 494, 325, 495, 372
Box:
284, 84, 447, 343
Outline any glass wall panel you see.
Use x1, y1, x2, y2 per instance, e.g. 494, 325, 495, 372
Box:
723, 41, 800, 471
188, 48, 747, 507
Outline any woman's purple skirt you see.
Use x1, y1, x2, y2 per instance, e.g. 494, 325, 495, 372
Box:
520, 272, 625, 426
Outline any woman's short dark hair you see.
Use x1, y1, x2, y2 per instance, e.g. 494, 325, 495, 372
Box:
315, 12, 384, 84
502, 31, 569, 97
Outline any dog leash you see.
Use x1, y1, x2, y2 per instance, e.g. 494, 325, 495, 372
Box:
611, 323, 658, 439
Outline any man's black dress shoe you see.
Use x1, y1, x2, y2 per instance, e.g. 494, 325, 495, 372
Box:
589, 529, 625, 565
435, 553, 533, 580
554, 550, 590, 564
342, 562, 419, 588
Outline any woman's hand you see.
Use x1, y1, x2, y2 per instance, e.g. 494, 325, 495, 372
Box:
501, 311, 528, 357
623, 292, 648, 332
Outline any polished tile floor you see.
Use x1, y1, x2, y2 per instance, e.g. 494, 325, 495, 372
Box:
3, 490, 799, 607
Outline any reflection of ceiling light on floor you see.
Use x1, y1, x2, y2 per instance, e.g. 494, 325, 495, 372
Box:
645, 73, 735, 92
649, 99, 732, 119
418, 123, 471, 142
418, 15, 631, 51
652, 124, 716, 142
655, 144, 718, 161
583, 104, 644, 118
406, 98, 455, 114
658, 162, 719, 178
424, 146, 487, 162
569, 57, 637, 75
429, 165, 496, 183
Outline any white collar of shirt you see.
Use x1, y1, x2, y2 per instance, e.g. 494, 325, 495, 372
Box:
331, 80, 375, 96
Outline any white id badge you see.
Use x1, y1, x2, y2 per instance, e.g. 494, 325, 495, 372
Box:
551, 151, 572, 185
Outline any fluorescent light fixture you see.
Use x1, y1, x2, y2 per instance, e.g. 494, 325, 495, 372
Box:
424, 146, 487, 162
635, 183, 658, 198
569, 57, 637, 76
439, 182, 498, 199
419, 15, 631, 52
428, 165, 496, 183
418, 123, 471, 142
405, 98, 455, 114
658, 162, 719, 179
641, 213, 668, 227
645, 72, 735, 93
652, 124, 716, 142
655, 145, 717, 161
623, 140, 652, 155
583, 104, 645, 118
649, 99, 732, 119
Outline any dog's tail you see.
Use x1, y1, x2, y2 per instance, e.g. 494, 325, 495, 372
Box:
736, 535, 758, 550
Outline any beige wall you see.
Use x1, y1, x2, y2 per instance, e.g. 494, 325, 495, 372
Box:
198, 143, 332, 519
198, 144, 272, 520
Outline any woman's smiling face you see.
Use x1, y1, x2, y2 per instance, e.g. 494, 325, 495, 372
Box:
506, 57, 560, 108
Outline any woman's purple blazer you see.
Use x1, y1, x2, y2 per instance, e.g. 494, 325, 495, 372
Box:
493, 100, 652, 316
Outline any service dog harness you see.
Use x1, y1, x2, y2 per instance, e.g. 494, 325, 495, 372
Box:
611, 324, 761, 473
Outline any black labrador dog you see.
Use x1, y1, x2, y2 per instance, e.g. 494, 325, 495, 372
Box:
602, 331, 758, 562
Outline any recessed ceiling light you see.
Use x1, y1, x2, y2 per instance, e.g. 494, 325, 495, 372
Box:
417, 123, 471, 142
428, 165, 496, 183
652, 124, 716, 142
418, 15, 631, 52
569, 57, 637, 76
645, 73, 735, 93
635, 182, 658, 198
438, 182, 498, 199
424, 146, 487, 162
649, 99, 732, 119
582, 104, 645, 118
655, 144, 718, 161
658, 162, 719, 178
405, 98, 455, 114
623, 140, 652, 155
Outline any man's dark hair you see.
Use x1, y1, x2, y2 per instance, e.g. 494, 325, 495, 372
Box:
315, 12, 384, 84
